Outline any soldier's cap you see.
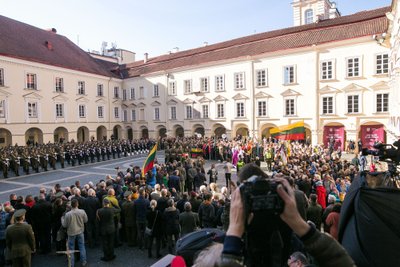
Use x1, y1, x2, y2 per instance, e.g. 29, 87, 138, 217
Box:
124, 191, 132, 198
14, 208, 26, 218
55, 191, 64, 198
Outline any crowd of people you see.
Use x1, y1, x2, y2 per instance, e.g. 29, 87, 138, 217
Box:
0, 135, 377, 267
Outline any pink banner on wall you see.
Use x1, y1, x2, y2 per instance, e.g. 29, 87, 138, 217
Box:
361, 125, 385, 149
323, 126, 345, 150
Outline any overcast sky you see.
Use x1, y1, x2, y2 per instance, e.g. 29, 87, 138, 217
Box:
1, 0, 392, 60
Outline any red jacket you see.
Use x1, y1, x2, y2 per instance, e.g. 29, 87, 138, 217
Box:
316, 185, 327, 209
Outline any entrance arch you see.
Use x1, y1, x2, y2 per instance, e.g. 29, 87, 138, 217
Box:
113, 125, 122, 140
126, 126, 133, 141
141, 127, 149, 139
157, 126, 167, 138
260, 123, 278, 139
323, 122, 346, 150
0, 128, 12, 147
358, 121, 386, 149
193, 124, 205, 137
96, 126, 107, 141
174, 125, 184, 138
77, 126, 89, 143
212, 123, 226, 138
54, 127, 68, 143
25, 128, 43, 145
234, 124, 249, 138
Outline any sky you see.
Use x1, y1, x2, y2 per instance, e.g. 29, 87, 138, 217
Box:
1, 0, 392, 60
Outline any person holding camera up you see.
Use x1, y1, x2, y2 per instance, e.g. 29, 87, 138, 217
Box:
220, 174, 354, 267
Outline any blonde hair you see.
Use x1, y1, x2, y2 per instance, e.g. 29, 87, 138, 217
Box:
150, 199, 157, 211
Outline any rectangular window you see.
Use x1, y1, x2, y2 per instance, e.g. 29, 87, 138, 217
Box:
123, 110, 128, 122
139, 86, 144, 99
97, 84, 104, 97
27, 73, 37, 89
184, 80, 192, 94
169, 82, 176, 95
202, 105, 209, 119
154, 107, 160, 120
347, 95, 359, 113
321, 61, 333, 80
114, 87, 119, 98
236, 102, 245, 117
55, 103, 64, 118
153, 85, 159, 97
131, 109, 136, 121
122, 89, 127, 100
258, 101, 267, 117
78, 81, 85, 95
322, 96, 333, 114
0, 68, 4, 86
79, 105, 86, 118
376, 93, 389, 112
256, 70, 267, 87
28, 102, 38, 118
55, 77, 64, 92
217, 104, 224, 118
215, 75, 224, 91
139, 108, 145, 121
347, 57, 361, 78
200, 77, 209, 92
186, 106, 193, 119
283, 66, 295, 85
130, 88, 135, 100
114, 107, 119, 118
234, 72, 245, 89
376, 54, 389, 75
0, 100, 5, 118
171, 106, 176, 120
98, 106, 104, 118
285, 99, 295, 116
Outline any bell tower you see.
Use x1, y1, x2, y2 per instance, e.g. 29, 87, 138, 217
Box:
292, 0, 340, 26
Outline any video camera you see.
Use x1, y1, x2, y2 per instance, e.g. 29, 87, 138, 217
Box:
363, 140, 400, 164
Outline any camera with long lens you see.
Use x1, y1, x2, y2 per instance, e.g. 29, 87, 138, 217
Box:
239, 175, 290, 267
240, 175, 284, 215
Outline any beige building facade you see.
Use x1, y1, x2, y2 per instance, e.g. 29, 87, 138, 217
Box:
0, 1, 397, 148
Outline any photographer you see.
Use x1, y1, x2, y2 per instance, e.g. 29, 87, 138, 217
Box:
220, 175, 354, 267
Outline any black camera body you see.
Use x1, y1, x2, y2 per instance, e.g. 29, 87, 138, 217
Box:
363, 140, 400, 164
240, 175, 284, 216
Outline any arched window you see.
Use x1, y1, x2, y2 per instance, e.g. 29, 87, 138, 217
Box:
305, 9, 314, 24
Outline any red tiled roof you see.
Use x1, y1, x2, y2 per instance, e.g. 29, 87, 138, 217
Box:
121, 6, 390, 78
0, 15, 119, 78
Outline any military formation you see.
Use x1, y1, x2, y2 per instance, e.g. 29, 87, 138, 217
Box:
0, 139, 156, 178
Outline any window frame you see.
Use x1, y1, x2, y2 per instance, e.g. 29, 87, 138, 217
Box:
256, 69, 267, 87
184, 80, 192, 94
0, 99, 6, 118
97, 106, 104, 118
376, 93, 389, 113
131, 109, 136, 121
202, 104, 209, 119
200, 77, 209, 92
305, 9, 314, 24
78, 104, 86, 118
169, 81, 177, 96
236, 102, 245, 118
130, 88, 135, 100
123, 109, 128, 122
114, 107, 120, 118
320, 60, 335, 80
234, 72, 245, 90
283, 65, 296, 85
28, 102, 38, 118
0, 68, 4, 86
216, 103, 225, 118
55, 77, 64, 93
77, 81, 85, 95
257, 100, 267, 117
347, 94, 360, 114
215, 75, 225, 92
322, 96, 334, 115
170, 106, 177, 120
375, 53, 389, 75
26, 73, 37, 90
186, 105, 193, 119
153, 85, 159, 97
154, 107, 160, 121
284, 97, 296, 116
122, 89, 127, 100
346, 56, 362, 78
97, 84, 104, 97
55, 103, 64, 118
114, 86, 120, 99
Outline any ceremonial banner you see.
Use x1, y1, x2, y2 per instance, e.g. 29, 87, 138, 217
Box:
323, 126, 345, 150
141, 143, 157, 177
270, 121, 305, 140
190, 148, 203, 158
360, 125, 385, 149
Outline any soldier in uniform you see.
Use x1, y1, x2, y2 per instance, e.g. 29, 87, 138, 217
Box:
21, 149, 30, 175
0, 154, 9, 178
70, 149, 76, 166
31, 150, 40, 173
40, 151, 48, 171
49, 149, 57, 170
10, 152, 20, 176
58, 149, 66, 168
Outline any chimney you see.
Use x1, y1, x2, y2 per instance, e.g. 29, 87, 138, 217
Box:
46, 28, 57, 34
144, 53, 148, 63
173, 47, 179, 53
45, 41, 53, 50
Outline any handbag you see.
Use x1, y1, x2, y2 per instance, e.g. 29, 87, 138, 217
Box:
145, 211, 158, 236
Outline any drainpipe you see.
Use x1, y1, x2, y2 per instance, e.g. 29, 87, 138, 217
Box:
250, 60, 256, 139
108, 77, 112, 141
314, 45, 320, 146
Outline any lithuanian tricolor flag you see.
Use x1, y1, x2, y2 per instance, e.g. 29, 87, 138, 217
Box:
270, 121, 305, 140
141, 143, 157, 177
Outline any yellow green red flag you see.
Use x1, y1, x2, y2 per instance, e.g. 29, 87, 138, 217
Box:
141, 143, 158, 177
270, 121, 305, 140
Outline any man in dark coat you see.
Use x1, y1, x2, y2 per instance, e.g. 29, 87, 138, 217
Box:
97, 198, 120, 261
83, 189, 100, 248
5, 209, 35, 267
198, 194, 215, 228
30, 193, 52, 254
168, 171, 180, 192
121, 192, 136, 247
179, 202, 199, 236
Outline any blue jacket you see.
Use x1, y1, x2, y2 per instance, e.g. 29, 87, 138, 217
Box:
134, 196, 150, 222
